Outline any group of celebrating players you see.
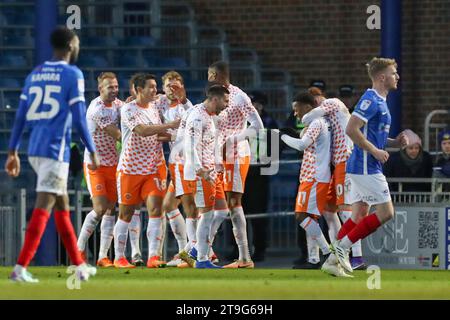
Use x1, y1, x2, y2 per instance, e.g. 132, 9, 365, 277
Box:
76, 62, 262, 271
6, 26, 410, 282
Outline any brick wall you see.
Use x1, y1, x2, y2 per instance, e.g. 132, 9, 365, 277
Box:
186, 0, 450, 138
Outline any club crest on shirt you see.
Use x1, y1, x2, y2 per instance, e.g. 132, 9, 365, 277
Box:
360, 100, 371, 111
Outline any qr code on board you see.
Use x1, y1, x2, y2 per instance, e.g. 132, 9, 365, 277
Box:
418, 211, 439, 249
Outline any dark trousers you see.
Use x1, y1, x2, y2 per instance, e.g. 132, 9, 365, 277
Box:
243, 165, 269, 254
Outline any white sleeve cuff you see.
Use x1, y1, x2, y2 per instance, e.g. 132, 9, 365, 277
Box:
352, 112, 368, 123
69, 96, 85, 106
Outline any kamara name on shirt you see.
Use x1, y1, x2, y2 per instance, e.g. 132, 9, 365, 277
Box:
31, 73, 61, 82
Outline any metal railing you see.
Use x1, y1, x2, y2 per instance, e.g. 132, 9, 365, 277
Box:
0, 168, 449, 266
424, 109, 449, 154
0, 189, 26, 266
388, 177, 450, 204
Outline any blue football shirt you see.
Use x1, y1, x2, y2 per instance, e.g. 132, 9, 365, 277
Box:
14, 60, 86, 162
346, 89, 392, 175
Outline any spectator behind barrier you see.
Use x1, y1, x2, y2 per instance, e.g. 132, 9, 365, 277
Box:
434, 130, 450, 178
383, 130, 433, 192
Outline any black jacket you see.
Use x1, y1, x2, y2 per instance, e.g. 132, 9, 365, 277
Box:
383, 149, 433, 192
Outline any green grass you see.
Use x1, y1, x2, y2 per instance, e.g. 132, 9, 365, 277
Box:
1, 267, 450, 299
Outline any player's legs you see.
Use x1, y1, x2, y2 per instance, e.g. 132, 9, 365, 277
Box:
12, 158, 94, 282
208, 173, 228, 260
77, 195, 112, 256
222, 191, 254, 268
296, 212, 330, 256
192, 178, 222, 269
173, 164, 199, 266
145, 196, 163, 259
222, 156, 253, 268
338, 173, 391, 246
333, 174, 392, 273
143, 166, 167, 268
113, 203, 136, 268
339, 200, 392, 248
163, 185, 187, 254
53, 194, 86, 265
180, 193, 198, 256
145, 195, 166, 267
14, 192, 56, 273
293, 181, 335, 271
80, 165, 117, 265
129, 203, 143, 265
323, 171, 342, 243
113, 172, 143, 268
97, 198, 116, 265
337, 203, 366, 270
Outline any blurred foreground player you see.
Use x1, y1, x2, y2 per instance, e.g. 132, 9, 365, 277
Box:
6, 27, 99, 282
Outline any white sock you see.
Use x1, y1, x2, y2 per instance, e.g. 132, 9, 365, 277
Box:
306, 234, 320, 264
300, 217, 330, 255
147, 217, 163, 258
196, 210, 214, 262
185, 217, 198, 252
230, 206, 251, 261
167, 209, 187, 252
339, 210, 362, 257
339, 235, 354, 250
157, 215, 167, 257
128, 210, 141, 257
209, 209, 228, 245
98, 214, 115, 260
323, 212, 341, 243
77, 210, 100, 252
114, 218, 130, 259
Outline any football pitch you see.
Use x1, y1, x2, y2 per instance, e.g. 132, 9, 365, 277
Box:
1, 267, 450, 299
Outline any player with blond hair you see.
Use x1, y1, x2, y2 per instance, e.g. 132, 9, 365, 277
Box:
77, 72, 122, 268
324, 57, 409, 275
155, 71, 194, 267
